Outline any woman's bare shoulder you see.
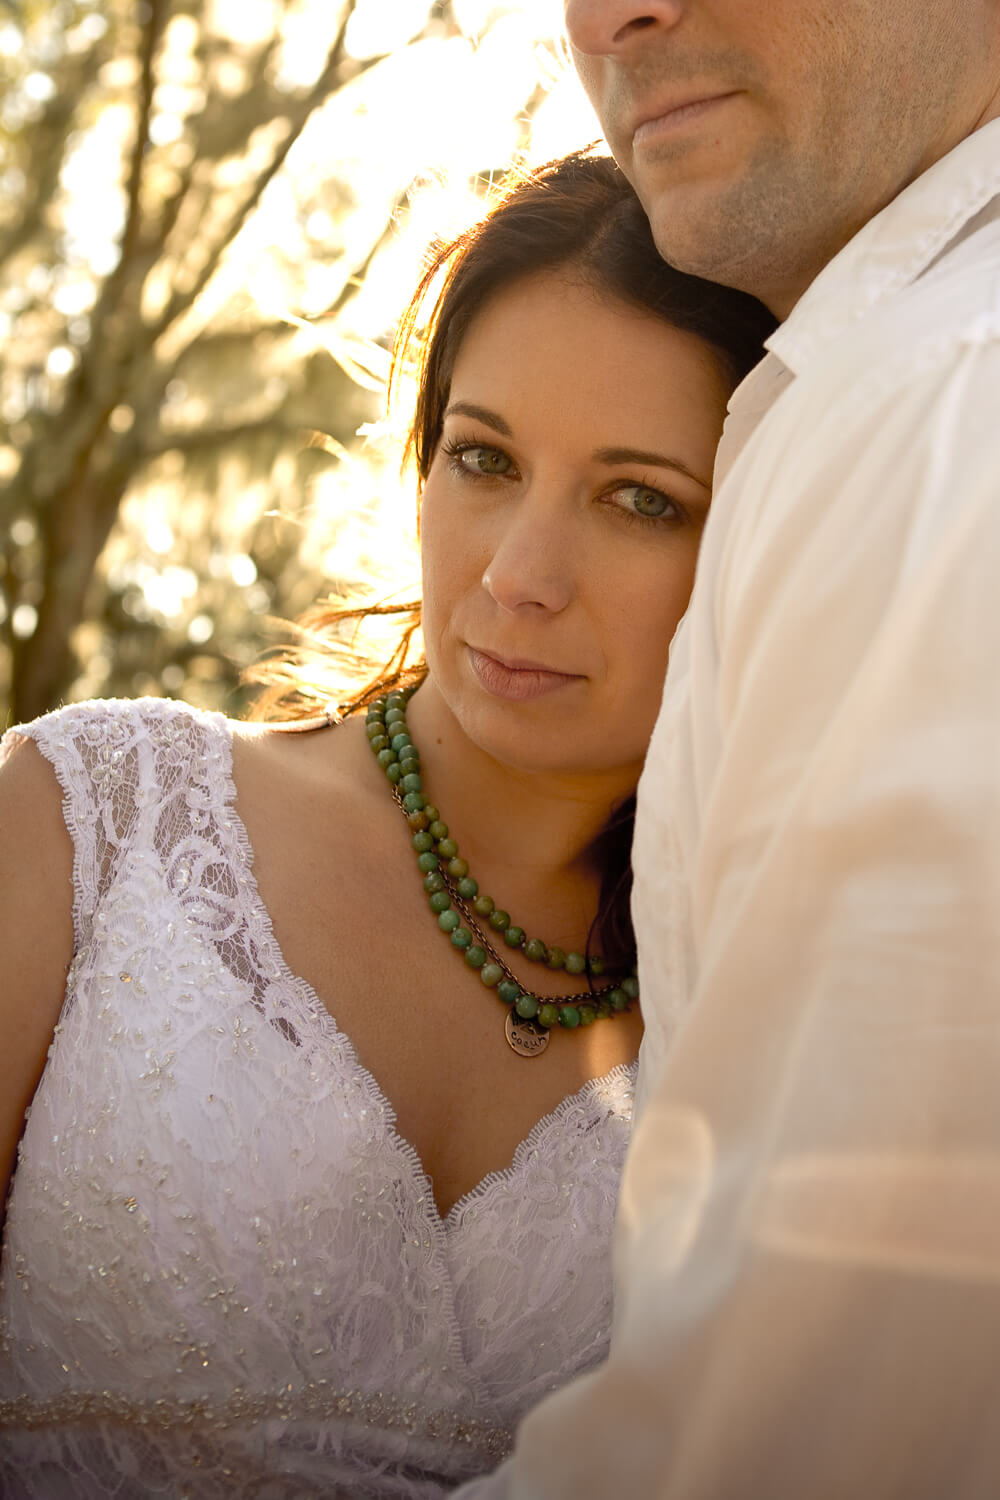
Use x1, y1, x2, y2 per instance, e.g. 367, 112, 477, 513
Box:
230, 712, 373, 795
229, 713, 389, 896
0, 734, 75, 1204
0, 729, 74, 890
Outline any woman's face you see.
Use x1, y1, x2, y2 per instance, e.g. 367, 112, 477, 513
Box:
419, 268, 731, 788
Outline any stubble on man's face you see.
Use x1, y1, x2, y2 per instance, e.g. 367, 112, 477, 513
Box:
570, 1, 1000, 315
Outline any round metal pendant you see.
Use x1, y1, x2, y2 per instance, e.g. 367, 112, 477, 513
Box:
505, 1011, 550, 1057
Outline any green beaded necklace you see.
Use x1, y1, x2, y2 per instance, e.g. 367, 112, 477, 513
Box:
365, 686, 639, 1056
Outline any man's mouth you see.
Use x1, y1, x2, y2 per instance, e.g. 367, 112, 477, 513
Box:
631, 91, 739, 148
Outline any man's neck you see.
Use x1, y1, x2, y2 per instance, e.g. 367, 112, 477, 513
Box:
767, 107, 1000, 320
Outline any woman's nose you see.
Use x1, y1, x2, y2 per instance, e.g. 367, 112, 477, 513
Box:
480, 501, 575, 616
563, 0, 684, 55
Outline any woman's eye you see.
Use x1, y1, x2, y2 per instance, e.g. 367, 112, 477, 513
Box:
609, 484, 681, 521
452, 445, 513, 477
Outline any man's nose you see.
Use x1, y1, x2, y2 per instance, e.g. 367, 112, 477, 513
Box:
563, 0, 684, 55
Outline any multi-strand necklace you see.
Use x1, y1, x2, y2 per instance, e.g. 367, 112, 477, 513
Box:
366, 687, 639, 1056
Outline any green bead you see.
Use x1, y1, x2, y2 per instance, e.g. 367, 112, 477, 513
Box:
423, 805, 440, 824
428, 820, 448, 840
473, 894, 495, 917
369, 734, 390, 754
595, 999, 612, 1019
390, 732, 411, 752
546, 946, 566, 970
622, 975, 640, 999
504, 925, 525, 948
456, 876, 478, 899
386, 762, 403, 783
537, 1003, 559, 1029
438, 909, 460, 933
402, 791, 426, 814
565, 951, 586, 974
587, 955, 605, 977
450, 926, 473, 950
423, 870, 445, 892
608, 987, 628, 1012
399, 759, 420, 779
514, 993, 539, 1020
384, 707, 406, 726
429, 891, 451, 913
365, 720, 385, 739
446, 857, 468, 879
464, 945, 487, 969
497, 980, 521, 1006
488, 909, 510, 931
578, 1004, 596, 1027
558, 1005, 581, 1029
385, 691, 406, 708
524, 937, 547, 963
436, 838, 458, 859
417, 851, 439, 874
407, 809, 430, 831
412, 830, 433, 853
400, 773, 423, 794
376, 747, 395, 768
480, 963, 503, 988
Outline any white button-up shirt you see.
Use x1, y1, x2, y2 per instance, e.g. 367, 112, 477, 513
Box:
456, 119, 1000, 1499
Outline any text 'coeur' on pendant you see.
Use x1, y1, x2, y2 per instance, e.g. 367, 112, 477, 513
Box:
505, 1010, 550, 1057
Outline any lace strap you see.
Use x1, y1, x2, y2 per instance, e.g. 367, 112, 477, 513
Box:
4, 698, 216, 958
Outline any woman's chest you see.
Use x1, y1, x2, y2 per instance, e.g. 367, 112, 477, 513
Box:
231, 751, 641, 1217
253, 836, 640, 1216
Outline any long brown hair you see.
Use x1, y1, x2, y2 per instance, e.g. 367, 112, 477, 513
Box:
249, 149, 776, 970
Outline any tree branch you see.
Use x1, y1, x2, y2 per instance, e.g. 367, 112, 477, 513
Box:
145, 0, 366, 349
0, 42, 109, 266
85, 0, 170, 357
140, 416, 306, 458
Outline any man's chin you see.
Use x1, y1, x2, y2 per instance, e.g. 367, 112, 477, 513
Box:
639, 187, 747, 284
634, 154, 794, 301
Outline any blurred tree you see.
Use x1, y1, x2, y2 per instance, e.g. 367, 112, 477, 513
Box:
0, 0, 594, 722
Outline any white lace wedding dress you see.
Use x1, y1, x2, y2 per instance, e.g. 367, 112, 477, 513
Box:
0, 698, 636, 1498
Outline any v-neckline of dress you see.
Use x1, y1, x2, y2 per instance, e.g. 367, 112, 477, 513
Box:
212, 712, 637, 1230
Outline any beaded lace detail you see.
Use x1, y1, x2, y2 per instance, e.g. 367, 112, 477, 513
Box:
0, 698, 636, 1499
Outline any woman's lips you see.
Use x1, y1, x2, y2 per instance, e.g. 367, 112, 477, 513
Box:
467, 647, 582, 702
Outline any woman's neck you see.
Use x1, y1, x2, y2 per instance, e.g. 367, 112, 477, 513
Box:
402, 677, 636, 936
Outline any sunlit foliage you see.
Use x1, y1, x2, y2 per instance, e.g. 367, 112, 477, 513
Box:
0, 0, 599, 721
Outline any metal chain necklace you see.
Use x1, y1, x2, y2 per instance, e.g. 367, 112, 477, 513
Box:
366, 687, 639, 1056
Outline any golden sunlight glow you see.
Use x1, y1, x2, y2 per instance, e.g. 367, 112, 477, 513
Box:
2, 0, 609, 711
225, 4, 604, 654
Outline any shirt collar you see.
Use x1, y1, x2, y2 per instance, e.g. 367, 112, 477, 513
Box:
766, 118, 1000, 377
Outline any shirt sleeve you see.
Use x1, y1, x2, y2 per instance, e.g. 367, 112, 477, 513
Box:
453, 335, 1000, 1498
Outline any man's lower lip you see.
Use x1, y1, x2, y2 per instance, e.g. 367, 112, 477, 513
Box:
633, 94, 736, 147
468, 649, 580, 702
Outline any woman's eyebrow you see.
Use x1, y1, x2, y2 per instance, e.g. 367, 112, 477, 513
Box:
441, 409, 711, 492
443, 401, 513, 436
593, 445, 711, 490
